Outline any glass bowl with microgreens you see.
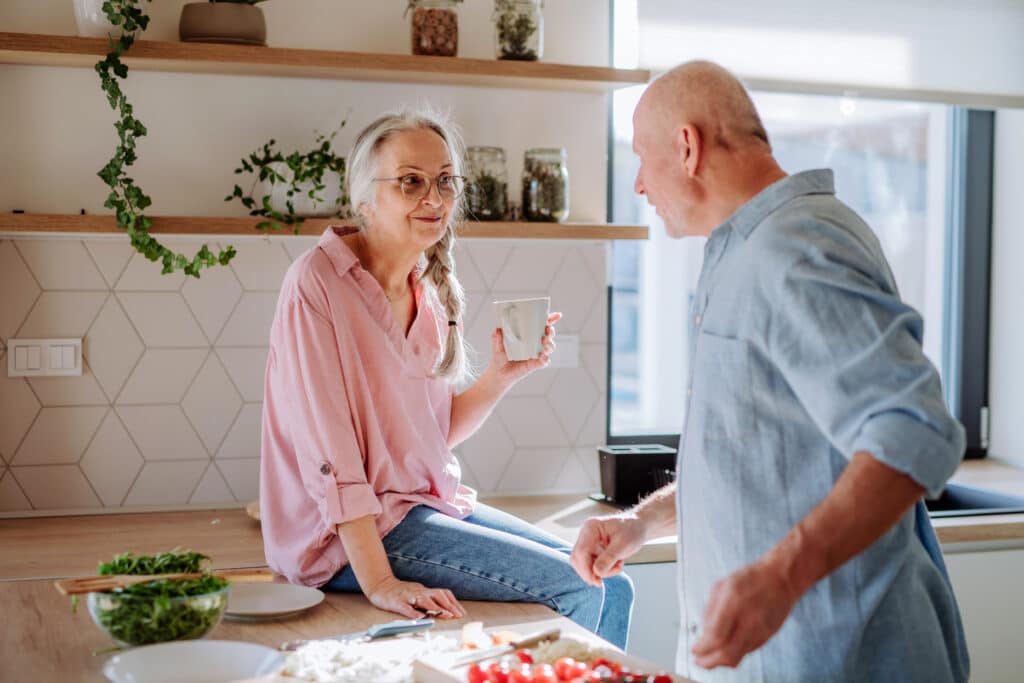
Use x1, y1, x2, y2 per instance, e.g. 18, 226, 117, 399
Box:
80, 551, 230, 647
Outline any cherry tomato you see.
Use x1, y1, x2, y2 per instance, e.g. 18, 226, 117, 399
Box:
467, 663, 488, 683
487, 661, 511, 683
570, 660, 590, 678
510, 663, 534, 683
648, 675, 673, 683
553, 658, 577, 681
592, 658, 623, 675
531, 664, 557, 683
515, 649, 535, 665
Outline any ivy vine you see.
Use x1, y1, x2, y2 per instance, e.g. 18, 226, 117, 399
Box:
97, 0, 236, 276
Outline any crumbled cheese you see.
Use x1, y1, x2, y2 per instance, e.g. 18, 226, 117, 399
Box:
531, 634, 614, 665
282, 634, 460, 683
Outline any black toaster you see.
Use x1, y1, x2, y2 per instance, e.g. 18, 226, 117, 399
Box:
595, 444, 678, 506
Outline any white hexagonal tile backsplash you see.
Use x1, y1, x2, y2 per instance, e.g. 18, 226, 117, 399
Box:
0, 241, 41, 342
15, 240, 107, 291
0, 238, 606, 514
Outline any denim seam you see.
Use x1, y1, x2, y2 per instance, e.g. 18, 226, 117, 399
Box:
386, 550, 565, 614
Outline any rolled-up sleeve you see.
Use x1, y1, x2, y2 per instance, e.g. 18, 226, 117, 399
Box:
275, 297, 382, 526
767, 246, 965, 497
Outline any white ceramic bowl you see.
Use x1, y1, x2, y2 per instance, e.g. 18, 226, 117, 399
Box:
103, 640, 284, 683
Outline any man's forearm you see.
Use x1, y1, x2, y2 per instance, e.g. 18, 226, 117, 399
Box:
765, 451, 926, 596
634, 481, 679, 538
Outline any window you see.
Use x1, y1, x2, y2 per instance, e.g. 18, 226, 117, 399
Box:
608, 87, 956, 440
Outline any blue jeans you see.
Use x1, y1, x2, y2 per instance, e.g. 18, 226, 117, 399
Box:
323, 503, 634, 649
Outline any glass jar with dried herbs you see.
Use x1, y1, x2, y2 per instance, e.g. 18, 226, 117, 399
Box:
408, 0, 461, 57
522, 148, 569, 222
466, 146, 509, 221
493, 0, 543, 61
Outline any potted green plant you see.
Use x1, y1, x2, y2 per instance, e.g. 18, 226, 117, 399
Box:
73, 0, 124, 38
97, 0, 235, 276
226, 125, 349, 234
179, 0, 270, 46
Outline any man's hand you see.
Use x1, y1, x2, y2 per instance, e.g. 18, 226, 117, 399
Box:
691, 558, 802, 669
570, 513, 647, 586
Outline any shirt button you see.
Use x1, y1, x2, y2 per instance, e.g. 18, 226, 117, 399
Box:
688, 622, 699, 635
694, 314, 702, 325
320, 463, 331, 475
412, 343, 421, 354
687, 387, 693, 397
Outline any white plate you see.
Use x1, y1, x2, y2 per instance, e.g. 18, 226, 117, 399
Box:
225, 582, 324, 619
103, 640, 283, 683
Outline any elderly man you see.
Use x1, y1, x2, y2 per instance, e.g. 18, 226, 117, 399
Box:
570, 61, 969, 682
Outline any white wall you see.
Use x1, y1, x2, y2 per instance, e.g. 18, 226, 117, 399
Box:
0, 1, 613, 514
988, 110, 1024, 466
636, 0, 1024, 98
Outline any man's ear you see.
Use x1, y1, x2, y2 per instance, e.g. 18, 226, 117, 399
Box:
677, 123, 702, 178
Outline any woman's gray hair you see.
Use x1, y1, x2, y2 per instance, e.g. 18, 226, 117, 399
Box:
346, 107, 472, 383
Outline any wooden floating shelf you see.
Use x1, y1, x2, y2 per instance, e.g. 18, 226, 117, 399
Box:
0, 214, 649, 241
0, 32, 650, 92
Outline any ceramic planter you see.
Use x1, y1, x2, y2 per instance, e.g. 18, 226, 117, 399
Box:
179, 2, 267, 46
72, 0, 122, 38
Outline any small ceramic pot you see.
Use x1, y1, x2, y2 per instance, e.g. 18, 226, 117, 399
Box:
73, 0, 122, 38
179, 2, 267, 46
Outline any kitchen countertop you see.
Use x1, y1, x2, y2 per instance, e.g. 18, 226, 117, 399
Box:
1, 459, 1020, 682
2, 457, 1023, 581
0, 510, 690, 682
489, 457, 1024, 561
1, 578, 696, 683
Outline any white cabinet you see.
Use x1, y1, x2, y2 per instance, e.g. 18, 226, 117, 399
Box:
623, 562, 680, 671
944, 546, 1024, 683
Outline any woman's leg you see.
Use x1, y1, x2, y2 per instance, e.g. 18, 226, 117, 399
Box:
323, 505, 633, 648
463, 503, 634, 648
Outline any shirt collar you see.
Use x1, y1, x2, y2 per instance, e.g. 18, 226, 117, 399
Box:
318, 224, 429, 281
721, 168, 836, 239
318, 225, 361, 277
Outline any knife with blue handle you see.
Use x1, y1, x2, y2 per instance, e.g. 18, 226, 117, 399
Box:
280, 617, 435, 651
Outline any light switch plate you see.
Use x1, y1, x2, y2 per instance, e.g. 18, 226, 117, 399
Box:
7, 338, 82, 377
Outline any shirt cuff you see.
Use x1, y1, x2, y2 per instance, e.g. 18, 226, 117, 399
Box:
852, 411, 966, 498
321, 482, 383, 528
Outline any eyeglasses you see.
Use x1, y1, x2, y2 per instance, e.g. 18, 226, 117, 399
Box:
373, 172, 467, 201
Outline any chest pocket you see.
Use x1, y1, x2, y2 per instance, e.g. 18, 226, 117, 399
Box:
689, 331, 759, 442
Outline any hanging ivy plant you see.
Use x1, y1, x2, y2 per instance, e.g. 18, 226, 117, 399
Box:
97, 0, 236, 276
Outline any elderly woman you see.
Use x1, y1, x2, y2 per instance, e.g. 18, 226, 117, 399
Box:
260, 109, 633, 647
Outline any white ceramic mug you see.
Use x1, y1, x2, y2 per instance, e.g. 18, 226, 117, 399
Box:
493, 297, 550, 361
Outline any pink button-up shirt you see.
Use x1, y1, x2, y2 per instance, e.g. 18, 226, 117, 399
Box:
261, 226, 477, 586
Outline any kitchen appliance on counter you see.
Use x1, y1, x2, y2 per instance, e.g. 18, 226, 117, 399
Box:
593, 444, 678, 506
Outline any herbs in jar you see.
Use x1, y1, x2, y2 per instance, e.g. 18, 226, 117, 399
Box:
521, 148, 569, 222
409, 0, 460, 57
493, 0, 543, 61
466, 146, 509, 221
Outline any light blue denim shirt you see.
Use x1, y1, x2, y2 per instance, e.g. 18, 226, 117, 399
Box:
675, 169, 969, 682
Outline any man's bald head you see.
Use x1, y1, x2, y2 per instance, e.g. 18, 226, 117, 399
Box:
631, 60, 785, 239
637, 61, 769, 153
